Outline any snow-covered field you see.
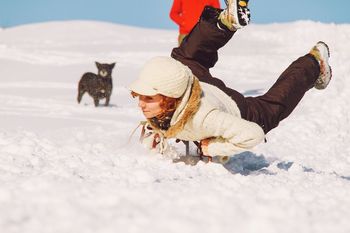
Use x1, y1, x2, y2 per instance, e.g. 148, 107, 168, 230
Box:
0, 20, 350, 233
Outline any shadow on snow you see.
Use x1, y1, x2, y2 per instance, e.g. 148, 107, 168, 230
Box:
223, 151, 350, 181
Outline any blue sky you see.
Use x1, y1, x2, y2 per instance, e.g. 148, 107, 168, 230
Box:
0, 0, 349, 29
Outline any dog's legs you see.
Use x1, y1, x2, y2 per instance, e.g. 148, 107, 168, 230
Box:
77, 88, 86, 103
93, 97, 99, 107
105, 95, 110, 106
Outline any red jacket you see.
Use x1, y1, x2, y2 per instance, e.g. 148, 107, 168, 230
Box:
170, 0, 220, 34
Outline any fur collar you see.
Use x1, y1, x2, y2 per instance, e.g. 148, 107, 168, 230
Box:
148, 77, 202, 138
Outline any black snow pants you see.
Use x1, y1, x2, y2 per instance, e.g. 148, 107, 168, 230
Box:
171, 6, 320, 134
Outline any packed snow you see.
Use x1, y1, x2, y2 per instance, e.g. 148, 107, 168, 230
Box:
0, 20, 350, 233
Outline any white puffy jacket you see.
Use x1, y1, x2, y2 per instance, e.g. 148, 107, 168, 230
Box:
146, 76, 265, 157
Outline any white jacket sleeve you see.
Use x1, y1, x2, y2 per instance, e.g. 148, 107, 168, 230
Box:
201, 109, 265, 156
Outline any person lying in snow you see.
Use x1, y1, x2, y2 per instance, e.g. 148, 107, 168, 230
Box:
129, 0, 332, 163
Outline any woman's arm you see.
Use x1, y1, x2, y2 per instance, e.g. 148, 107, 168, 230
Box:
201, 109, 265, 156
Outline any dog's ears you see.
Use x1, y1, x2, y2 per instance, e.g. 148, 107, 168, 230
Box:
95, 62, 102, 69
95, 62, 116, 69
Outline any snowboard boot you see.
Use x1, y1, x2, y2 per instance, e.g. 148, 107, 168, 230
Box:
309, 41, 332, 90
219, 0, 251, 31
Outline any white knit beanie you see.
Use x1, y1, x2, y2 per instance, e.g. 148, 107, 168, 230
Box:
129, 56, 193, 98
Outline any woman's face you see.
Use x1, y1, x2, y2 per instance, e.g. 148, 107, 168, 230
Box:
138, 94, 163, 119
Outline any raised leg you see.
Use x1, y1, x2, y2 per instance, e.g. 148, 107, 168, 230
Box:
244, 54, 320, 133
171, 6, 248, 116
171, 6, 235, 82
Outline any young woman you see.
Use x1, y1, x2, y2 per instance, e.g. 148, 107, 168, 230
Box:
130, 1, 332, 160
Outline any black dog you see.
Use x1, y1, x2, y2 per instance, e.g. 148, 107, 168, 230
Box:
77, 62, 115, 107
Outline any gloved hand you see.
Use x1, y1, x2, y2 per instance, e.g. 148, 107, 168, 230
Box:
140, 122, 168, 154
200, 137, 230, 164
200, 137, 213, 155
